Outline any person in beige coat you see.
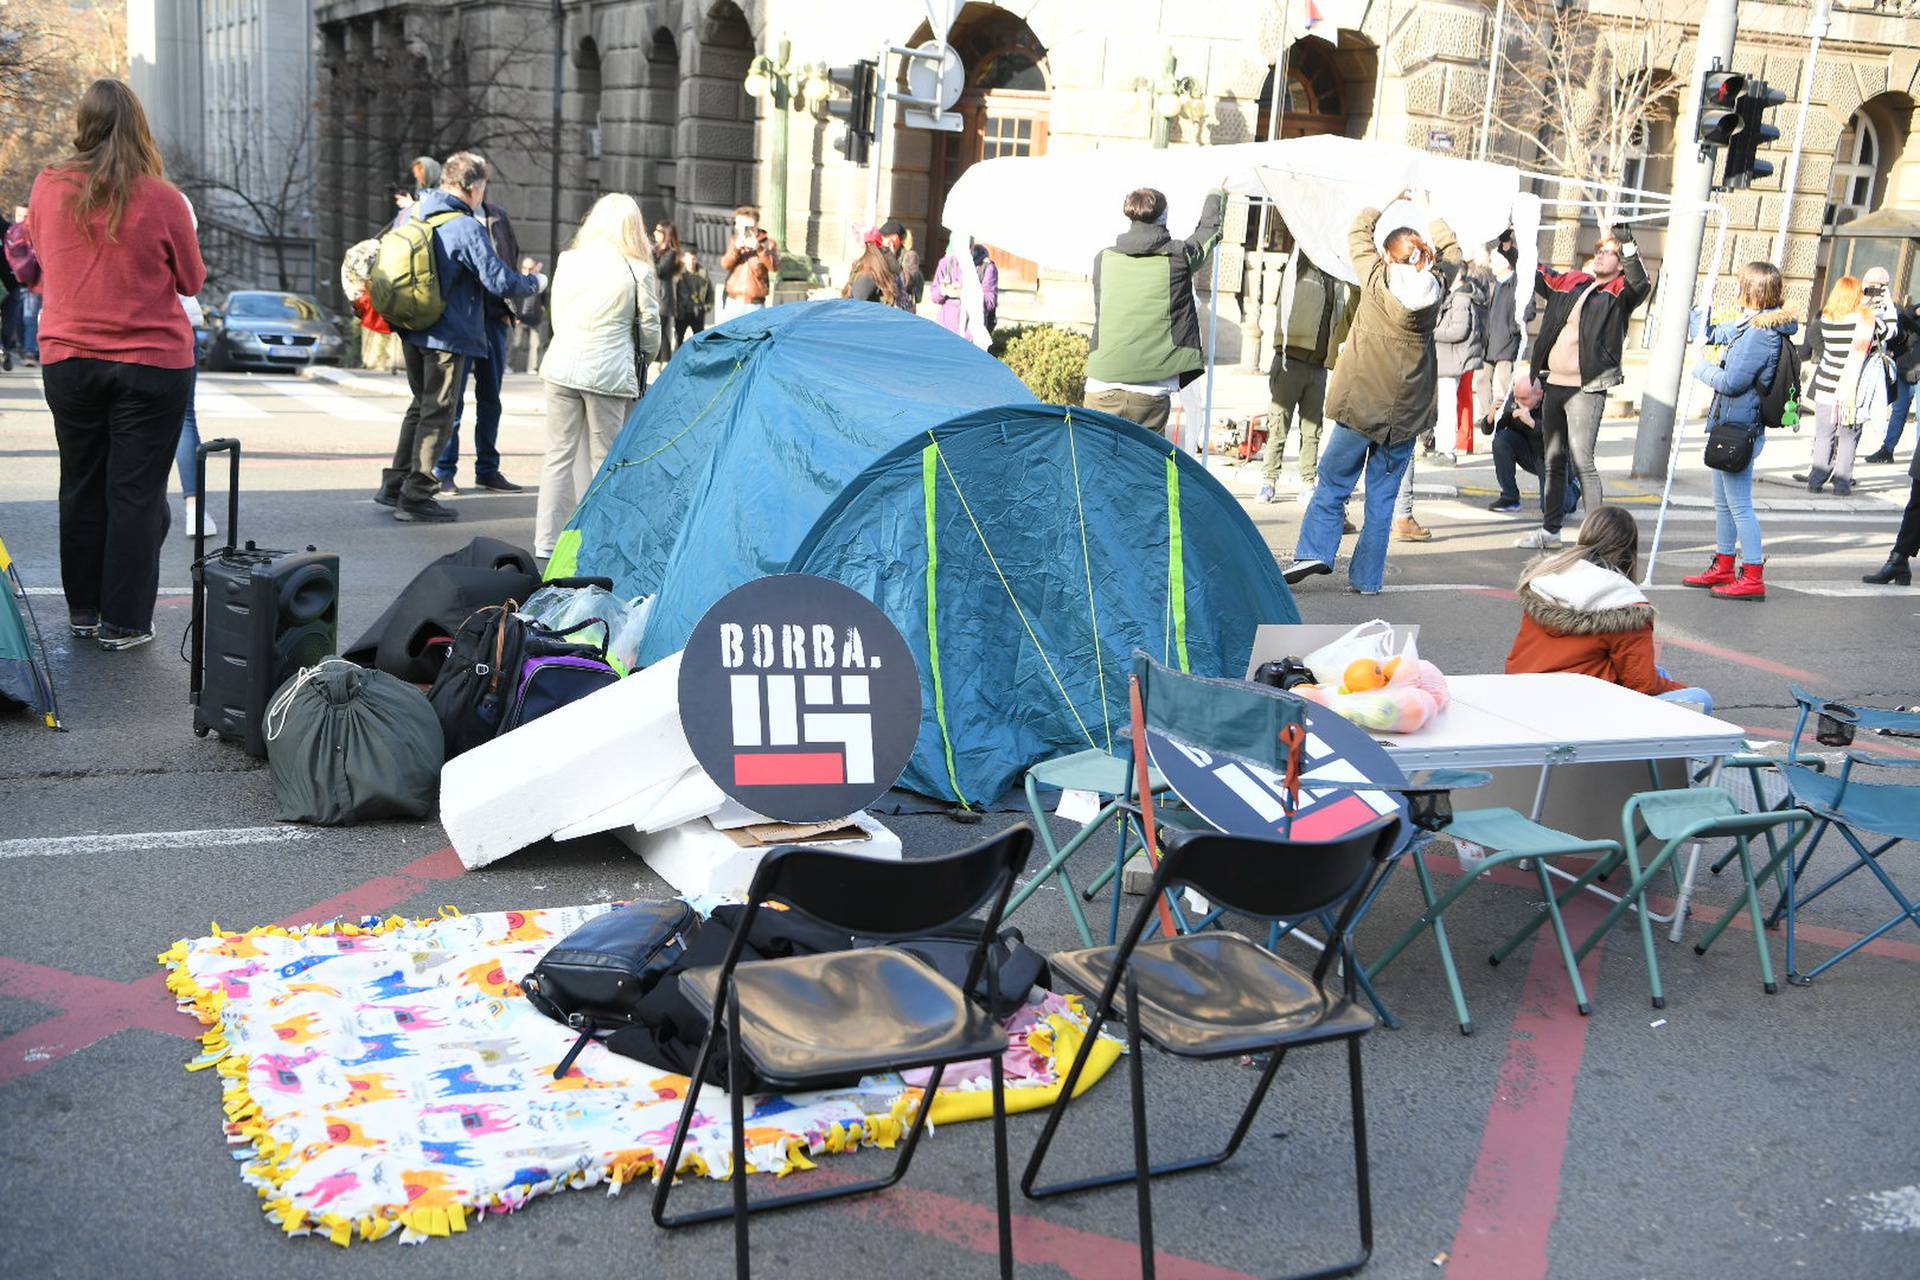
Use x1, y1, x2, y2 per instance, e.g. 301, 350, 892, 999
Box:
534, 193, 661, 558
1286, 189, 1458, 595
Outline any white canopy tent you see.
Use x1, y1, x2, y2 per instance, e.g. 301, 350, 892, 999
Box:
940, 135, 1723, 582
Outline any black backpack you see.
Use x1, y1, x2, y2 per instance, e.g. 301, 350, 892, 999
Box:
1757, 337, 1802, 431
427, 601, 608, 757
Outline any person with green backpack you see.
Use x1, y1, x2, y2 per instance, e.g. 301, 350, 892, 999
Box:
370, 151, 545, 522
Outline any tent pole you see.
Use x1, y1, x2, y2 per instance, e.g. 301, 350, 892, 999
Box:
1642, 206, 1729, 586
1201, 247, 1220, 467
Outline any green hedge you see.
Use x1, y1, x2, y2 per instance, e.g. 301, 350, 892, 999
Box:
996, 324, 1089, 405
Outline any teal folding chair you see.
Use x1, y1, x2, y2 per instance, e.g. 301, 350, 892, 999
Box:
1766, 688, 1920, 984
1008, 748, 1166, 948
1490, 788, 1814, 1007
1363, 779, 1624, 1034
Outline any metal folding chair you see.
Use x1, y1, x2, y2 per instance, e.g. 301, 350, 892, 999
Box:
1765, 689, 1920, 984
1021, 815, 1404, 1280
650, 826, 1034, 1279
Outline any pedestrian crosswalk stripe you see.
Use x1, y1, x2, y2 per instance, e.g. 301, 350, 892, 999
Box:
190, 380, 269, 418
259, 377, 394, 420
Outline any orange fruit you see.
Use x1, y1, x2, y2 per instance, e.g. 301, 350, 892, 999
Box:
1383, 656, 1403, 682
1343, 659, 1386, 692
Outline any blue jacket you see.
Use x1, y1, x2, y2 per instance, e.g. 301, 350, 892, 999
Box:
403, 189, 541, 359
1691, 306, 1799, 431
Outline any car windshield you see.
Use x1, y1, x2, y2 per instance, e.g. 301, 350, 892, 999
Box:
227, 294, 321, 320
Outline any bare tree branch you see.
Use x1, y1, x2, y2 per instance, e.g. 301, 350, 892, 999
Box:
1492, 0, 1685, 221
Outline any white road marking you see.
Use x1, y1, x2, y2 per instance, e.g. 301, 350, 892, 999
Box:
259, 377, 394, 420
189, 380, 270, 418
25, 586, 191, 596
1851, 1185, 1920, 1233
0, 825, 315, 859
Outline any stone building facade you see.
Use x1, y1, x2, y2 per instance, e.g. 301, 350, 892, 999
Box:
310, 0, 1920, 387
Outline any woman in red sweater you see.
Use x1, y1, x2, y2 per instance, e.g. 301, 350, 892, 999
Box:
1505, 505, 1714, 712
31, 79, 205, 649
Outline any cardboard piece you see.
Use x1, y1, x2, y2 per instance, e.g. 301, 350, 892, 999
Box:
616, 811, 901, 898
441, 652, 695, 869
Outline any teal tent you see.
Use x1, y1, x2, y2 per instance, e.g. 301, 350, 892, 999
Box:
1, 536, 62, 728
553, 300, 1297, 803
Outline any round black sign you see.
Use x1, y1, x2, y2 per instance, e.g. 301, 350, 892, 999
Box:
678, 574, 923, 823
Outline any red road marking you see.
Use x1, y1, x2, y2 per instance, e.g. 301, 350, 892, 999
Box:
0, 844, 466, 1088
1445, 893, 1608, 1279
1652, 632, 1828, 685
830, 1178, 1256, 1279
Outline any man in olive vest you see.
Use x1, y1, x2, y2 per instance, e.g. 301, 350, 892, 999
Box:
1082, 186, 1225, 436
1260, 246, 1356, 502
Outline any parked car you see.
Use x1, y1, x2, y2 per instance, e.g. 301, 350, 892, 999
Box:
206, 291, 348, 370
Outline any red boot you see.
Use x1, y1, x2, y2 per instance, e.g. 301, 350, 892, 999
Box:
1682, 553, 1736, 589
1711, 560, 1766, 602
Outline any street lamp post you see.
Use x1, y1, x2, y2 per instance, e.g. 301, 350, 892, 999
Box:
1143, 52, 1204, 149
744, 38, 828, 279
548, 0, 564, 262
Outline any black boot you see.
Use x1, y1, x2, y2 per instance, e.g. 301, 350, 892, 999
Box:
374, 468, 405, 507
1806, 466, 1829, 493
1864, 447, 1895, 465
1863, 553, 1913, 586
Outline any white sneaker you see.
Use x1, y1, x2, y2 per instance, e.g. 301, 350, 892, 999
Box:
1513, 528, 1561, 550
182, 496, 217, 539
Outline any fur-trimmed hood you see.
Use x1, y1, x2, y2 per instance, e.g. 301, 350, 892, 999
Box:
1747, 306, 1800, 333
1518, 560, 1657, 635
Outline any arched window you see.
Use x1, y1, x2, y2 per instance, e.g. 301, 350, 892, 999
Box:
1255, 40, 1345, 141
1827, 112, 1881, 231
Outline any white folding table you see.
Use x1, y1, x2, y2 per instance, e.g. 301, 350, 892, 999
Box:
1364, 673, 1749, 941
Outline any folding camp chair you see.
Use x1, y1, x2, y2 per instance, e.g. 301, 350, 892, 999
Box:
1490, 789, 1816, 1007
1008, 748, 1166, 947
650, 825, 1033, 1279
1765, 689, 1920, 984
1363, 783, 1624, 1033
1021, 816, 1403, 1280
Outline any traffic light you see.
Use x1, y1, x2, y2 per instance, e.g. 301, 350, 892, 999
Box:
1723, 80, 1788, 190
1696, 70, 1744, 147
827, 60, 877, 167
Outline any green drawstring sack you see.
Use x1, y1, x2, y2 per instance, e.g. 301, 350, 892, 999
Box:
266, 660, 444, 826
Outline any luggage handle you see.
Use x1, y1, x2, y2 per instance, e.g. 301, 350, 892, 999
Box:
544, 575, 615, 591
190, 439, 242, 705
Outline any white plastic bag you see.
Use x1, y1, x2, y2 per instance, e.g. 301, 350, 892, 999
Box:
521, 585, 628, 652
608, 595, 654, 674
1302, 620, 1418, 689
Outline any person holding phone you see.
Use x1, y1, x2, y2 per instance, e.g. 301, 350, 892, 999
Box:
719, 205, 778, 323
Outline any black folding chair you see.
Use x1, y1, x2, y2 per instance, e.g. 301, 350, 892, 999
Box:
1021, 814, 1403, 1280
650, 824, 1034, 1279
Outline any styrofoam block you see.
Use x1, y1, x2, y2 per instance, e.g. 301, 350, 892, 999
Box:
552, 765, 691, 843
614, 811, 902, 899
707, 798, 774, 831
631, 768, 727, 834
442, 652, 690, 869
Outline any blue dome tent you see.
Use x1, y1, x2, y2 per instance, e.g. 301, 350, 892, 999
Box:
545, 299, 1035, 653
550, 300, 1297, 803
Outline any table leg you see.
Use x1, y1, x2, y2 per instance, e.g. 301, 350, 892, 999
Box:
1666, 756, 1727, 943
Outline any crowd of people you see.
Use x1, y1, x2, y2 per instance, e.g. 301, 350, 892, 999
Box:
14, 76, 1918, 658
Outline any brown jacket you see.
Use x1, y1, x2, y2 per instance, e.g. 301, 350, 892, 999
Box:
721, 233, 779, 303
1504, 563, 1685, 696
1324, 207, 1459, 445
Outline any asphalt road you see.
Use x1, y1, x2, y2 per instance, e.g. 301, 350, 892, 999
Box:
1, 366, 1916, 1280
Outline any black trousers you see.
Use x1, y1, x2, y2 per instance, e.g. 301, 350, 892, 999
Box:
393, 343, 467, 502
43, 357, 194, 631
1896, 463, 1920, 559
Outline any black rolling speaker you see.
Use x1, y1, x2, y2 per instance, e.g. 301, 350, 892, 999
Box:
190, 439, 341, 756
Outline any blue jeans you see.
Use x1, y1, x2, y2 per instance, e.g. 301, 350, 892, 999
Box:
1880, 378, 1914, 455
1297, 423, 1415, 592
20, 291, 40, 359
435, 319, 509, 481
1654, 666, 1714, 714
1711, 427, 1764, 563
173, 366, 202, 496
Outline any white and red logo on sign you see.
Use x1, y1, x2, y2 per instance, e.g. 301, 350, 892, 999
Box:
680, 577, 921, 823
